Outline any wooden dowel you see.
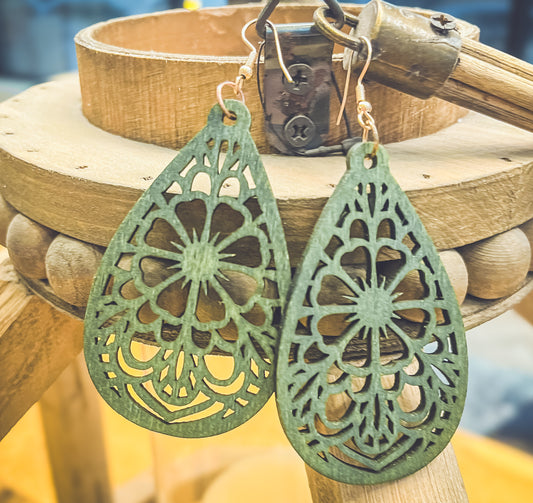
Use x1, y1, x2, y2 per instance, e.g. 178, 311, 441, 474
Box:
437, 35, 533, 132
305, 443, 468, 503
461, 38, 533, 82
450, 52, 533, 114
515, 290, 533, 325
436, 45, 533, 132
437, 78, 533, 132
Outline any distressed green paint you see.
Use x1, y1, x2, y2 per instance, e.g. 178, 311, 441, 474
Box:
84, 100, 290, 437
276, 142, 467, 484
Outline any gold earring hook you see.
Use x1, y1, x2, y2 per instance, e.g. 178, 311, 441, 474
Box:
356, 36, 372, 93
217, 18, 293, 119
263, 20, 294, 84
237, 18, 259, 87
336, 36, 379, 155
240, 19, 293, 85
336, 52, 352, 126
356, 36, 379, 156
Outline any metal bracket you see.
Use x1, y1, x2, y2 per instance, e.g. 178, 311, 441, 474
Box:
263, 23, 334, 155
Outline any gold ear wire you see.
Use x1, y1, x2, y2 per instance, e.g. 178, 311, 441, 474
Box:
336, 53, 352, 126
356, 36, 379, 156
263, 20, 294, 84
239, 18, 294, 86
217, 18, 294, 119
336, 36, 379, 155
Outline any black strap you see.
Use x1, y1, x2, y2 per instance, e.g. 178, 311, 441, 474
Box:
256, 0, 345, 38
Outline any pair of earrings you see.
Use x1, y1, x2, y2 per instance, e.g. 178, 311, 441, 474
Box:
84, 22, 467, 485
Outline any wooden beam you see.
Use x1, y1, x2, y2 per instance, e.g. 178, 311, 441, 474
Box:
0, 250, 84, 440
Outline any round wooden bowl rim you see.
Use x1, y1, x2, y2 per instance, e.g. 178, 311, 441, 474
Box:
74, 4, 479, 63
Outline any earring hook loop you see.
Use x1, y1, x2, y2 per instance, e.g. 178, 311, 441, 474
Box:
217, 18, 293, 119
216, 81, 245, 120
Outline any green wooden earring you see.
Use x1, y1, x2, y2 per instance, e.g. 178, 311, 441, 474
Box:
276, 141, 468, 484
84, 99, 290, 437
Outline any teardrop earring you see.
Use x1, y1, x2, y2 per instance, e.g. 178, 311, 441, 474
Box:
275, 37, 468, 484
83, 19, 290, 438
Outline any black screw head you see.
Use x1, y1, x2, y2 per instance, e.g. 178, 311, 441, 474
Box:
430, 13, 457, 33
284, 64, 313, 96
284, 115, 316, 148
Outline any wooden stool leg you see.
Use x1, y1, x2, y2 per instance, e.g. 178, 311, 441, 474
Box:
39, 354, 113, 503
515, 290, 533, 325
0, 251, 84, 440
305, 363, 469, 502
305, 443, 468, 503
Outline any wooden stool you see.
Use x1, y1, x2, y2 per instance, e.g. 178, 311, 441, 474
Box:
0, 5, 532, 502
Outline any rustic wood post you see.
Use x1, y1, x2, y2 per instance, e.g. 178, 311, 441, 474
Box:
40, 354, 113, 503
0, 251, 84, 440
305, 443, 468, 503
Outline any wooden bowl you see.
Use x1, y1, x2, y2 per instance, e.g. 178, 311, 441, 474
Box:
74, 4, 478, 152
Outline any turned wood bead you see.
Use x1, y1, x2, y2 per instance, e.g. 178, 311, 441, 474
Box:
0, 195, 18, 247
520, 219, 533, 270
6, 214, 56, 279
439, 249, 469, 305
45, 235, 104, 307
460, 228, 531, 299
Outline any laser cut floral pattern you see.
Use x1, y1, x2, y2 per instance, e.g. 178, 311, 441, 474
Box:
276, 143, 468, 484
84, 101, 290, 437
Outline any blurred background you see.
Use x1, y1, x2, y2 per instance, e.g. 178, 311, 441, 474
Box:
0, 0, 532, 89
0, 1, 533, 502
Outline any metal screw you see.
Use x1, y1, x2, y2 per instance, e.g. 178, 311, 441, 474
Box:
284, 115, 316, 148
430, 13, 457, 33
284, 64, 313, 95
